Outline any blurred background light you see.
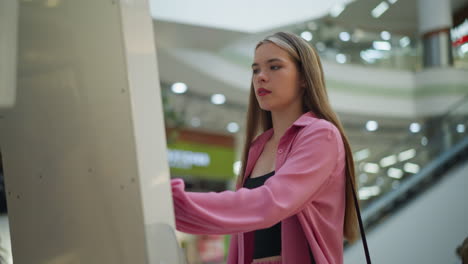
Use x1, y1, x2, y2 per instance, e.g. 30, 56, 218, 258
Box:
409, 122, 421, 133
380, 31, 391, 40
373, 41, 391, 51
339, 31, 351, 42
226, 122, 239, 133
371, 1, 389, 18
171, 82, 188, 94
211, 94, 226, 105
366, 120, 379, 131
301, 31, 313, 41
336, 53, 347, 64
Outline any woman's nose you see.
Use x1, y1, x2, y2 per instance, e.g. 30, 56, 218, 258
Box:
256, 70, 268, 83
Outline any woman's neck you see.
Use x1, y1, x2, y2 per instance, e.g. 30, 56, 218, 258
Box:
270, 105, 304, 143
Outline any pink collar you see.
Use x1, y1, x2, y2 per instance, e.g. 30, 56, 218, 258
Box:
252, 111, 318, 146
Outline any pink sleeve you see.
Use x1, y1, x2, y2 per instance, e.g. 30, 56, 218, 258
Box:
171, 123, 341, 234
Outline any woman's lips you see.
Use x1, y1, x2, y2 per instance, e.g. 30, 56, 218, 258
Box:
258, 88, 272, 96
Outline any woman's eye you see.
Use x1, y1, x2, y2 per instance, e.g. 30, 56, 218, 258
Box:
271, 65, 280, 70
252, 69, 259, 74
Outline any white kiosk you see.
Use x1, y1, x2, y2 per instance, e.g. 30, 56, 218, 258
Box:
0, 0, 184, 263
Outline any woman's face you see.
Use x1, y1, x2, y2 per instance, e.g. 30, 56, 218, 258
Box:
252, 42, 303, 112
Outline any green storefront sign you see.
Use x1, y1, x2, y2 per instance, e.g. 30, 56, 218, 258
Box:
167, 141, 235, 180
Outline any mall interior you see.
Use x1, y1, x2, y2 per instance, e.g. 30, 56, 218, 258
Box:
0, 0, 467, 263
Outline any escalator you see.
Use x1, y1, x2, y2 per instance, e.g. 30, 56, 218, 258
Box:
345, 94, 468, 263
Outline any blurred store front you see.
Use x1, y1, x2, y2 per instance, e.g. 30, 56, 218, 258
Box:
166, 128, 236, 263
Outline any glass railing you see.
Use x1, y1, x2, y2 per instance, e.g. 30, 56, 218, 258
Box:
289, 24, 468, 72
221, 25, 468, 72
291, 26, 422, 71
354, 93, 468, 227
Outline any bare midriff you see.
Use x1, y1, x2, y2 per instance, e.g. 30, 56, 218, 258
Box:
252, 255, 282, 263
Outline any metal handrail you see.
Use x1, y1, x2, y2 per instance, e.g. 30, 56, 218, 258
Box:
362, 136, 468, 223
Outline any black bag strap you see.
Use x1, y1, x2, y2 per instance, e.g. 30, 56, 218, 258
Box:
350, 178, 372, 263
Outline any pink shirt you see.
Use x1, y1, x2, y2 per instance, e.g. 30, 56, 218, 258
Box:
171, 111, 346, 264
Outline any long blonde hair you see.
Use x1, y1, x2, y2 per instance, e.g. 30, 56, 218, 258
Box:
237, 32, 359, 243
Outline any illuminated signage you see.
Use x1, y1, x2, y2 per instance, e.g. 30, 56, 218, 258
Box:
452, 19, 468, 46
167, 141, 235, 180
167, 149, 210, 169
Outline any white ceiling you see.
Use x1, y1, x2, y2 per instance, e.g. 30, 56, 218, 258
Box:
149, 0, 354, 33
152, 20, 248, 51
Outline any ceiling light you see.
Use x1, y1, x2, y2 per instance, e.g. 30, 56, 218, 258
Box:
409, 122, 421, 133
359, 186, 381, 200
171, 82, 188, 94
380, 155, 397, 167
380, 31, 391, 40
371, 1, 390, 18
421, 136, 428, 146
457, 124, 465, 133
387, 168, 403, 179
330, 4, 346, 17
373, 41, 391, 51
227, 122, 239, 133
190, 117, 201, 127
363, 163, 380, 174
336, 53, 347, 64
399, 36, 411, 47
354, 149, 370, 161
211, 94, 226, 105
339, 32, 351, 42
404, 162, 420, 174
316, 42, 326, 52
233, 161, 241, 175
388, 0, 398, 4
360, 49, 384, 63
398, 149, 416, 161
366, 120, 379, 131
301, 31, 313, 41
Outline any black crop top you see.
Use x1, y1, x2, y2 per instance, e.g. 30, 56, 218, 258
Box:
244, 171, 316, 263
243, 171, 281, 259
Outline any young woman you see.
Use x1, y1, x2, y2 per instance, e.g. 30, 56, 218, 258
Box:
171, 32, 359, 264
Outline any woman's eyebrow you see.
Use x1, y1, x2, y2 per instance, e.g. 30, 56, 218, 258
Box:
251, 58, 283, 68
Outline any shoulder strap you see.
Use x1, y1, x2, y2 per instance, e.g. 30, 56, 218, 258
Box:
350, 178, 372, 263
